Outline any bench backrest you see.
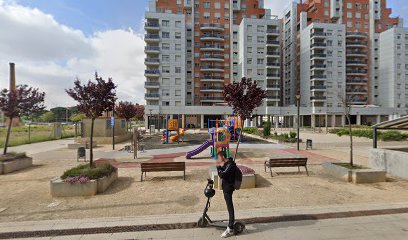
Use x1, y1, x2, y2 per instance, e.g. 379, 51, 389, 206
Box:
141, 162, 185, 172
268, 158, 308, 167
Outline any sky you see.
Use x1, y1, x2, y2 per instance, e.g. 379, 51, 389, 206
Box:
0, 0, 407, 108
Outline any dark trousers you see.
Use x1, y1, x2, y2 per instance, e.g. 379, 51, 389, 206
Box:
223, 191, 235, 229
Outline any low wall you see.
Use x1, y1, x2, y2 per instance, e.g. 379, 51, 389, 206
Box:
209, 166, 256, 189
322, 162, 386, 184
1, 157, 33, 174
369, 148, 408, 180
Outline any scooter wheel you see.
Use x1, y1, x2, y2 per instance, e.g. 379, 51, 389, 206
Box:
233, 222, 245, 234
197, 217, 208, 228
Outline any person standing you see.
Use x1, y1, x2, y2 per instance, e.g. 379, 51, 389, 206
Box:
216, 151, 236, 238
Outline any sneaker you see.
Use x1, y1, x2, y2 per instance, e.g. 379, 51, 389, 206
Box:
221, 227, 234, 238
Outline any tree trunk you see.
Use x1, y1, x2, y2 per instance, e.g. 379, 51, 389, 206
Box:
3, 117, 13, 155
233, 118, 245, 161
90, 118, 95, 167
347, 114, 353, 167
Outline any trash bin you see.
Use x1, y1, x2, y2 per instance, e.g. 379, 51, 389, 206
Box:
306, 139, 313, 150
77, 147, 86, 162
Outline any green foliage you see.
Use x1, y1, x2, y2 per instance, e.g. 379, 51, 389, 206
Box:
289, 131, 297, 139
61, 163, 116, 180
329, 128, 408, 141
263, 119, 271, 137
243, 127, 258, 134
334, 163, 367, 170
70, 113, 86, 123
40, 111, 56, 122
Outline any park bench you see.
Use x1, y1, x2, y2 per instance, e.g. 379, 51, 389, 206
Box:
140, 162, 186, 181
264, 157, 309, 177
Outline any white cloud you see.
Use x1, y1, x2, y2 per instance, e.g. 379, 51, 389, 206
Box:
0, 1, 146, 108
264, 0, 297, 17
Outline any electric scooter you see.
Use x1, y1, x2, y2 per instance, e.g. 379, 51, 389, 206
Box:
197, 179, 245, 235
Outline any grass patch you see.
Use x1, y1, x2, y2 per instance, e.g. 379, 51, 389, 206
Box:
329, 128, 408, 141
334, 163, 367, 170
0, 152, 27, 162
61, 163, 116, 180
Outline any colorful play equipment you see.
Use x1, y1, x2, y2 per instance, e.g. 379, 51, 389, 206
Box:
161, 115, 184, 144
186, 116, 243, 159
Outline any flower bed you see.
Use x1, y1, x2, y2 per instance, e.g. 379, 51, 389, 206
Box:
50, 163, 118, 197
322, 162, 386, 184
0, 152, 33, 174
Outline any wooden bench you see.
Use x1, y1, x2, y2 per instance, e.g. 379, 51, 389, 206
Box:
140, 162, 186, 181
264, 158, 309, 177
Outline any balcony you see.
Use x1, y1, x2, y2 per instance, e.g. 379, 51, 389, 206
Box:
200, 23, 224, 31
310, 96, 327, 101
310, 85, 327, 91
346, 89, 368, 94
346, 51, 368, 57
310, 75, 327, 80
200, 34, 224, 41
144, 58, 160, 65
266, 62, 280, 68
346, 32, 368, 38
346, 41, 367, 48
266, 95, 280, 101
200, 65, 224, 72
201, 76, 225, 82
145, 22, 160, 31
350, 98, 368, 104
266, 84, 281, 90
200, 54, 224, 62
346, 70, 368, 75
145, 93, 160, 100
200, 86, 224, 92
310, 64, 326, 69
266, 73, 281, 79
267, 29, 280, 35
144, 69, 160, 77
200, 96, 224, 102
311, 43, 327, 48
267, 51, 280, 56
311, 53, 327, 59
311, 32, 326, 38
346, 61, 367, 66
144, 34, 160, 42
266, 40, 280, 46
145, 82, 160, 88
346, 79, 368, 84
144, 46, 160, 54
200, 44, 224, 52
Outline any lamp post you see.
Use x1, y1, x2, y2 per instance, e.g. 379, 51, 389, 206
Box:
149, 109, 152, 135
112, 100, 115, 150
295, 94, 301, 151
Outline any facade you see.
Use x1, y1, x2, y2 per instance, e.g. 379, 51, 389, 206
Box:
143, 0, 406, 130
378, 27, 408, 111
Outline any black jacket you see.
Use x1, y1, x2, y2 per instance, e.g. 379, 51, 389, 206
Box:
217, 158, 236, 193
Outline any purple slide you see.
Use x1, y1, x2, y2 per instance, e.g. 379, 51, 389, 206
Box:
186, 140, 213, 159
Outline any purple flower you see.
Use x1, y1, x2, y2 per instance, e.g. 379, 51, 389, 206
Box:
64, 176, 90, 184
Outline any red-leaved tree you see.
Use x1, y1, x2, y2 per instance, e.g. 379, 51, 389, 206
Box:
115, 101, 138, 131
134, 104, 145, 121
0, 85, 45, 155
66, 73, 116, 166
224, 77, 267, 159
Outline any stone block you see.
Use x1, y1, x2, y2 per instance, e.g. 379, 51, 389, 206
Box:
97, 170, 118, 193
1, 157, 33, 174
0, 163, 3, 175
322, 162, 351, 182
50, 178, 98, 197
351, 169, 386, 184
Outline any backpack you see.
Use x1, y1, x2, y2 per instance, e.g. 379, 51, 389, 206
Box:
234, 165, 243, 190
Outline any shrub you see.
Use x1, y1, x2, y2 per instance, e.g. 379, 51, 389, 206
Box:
289, 131, 297, 139
263, 120, 271, 137
61, 163, 116, 180
243, 127, 258, 134
379, 131, 406, 141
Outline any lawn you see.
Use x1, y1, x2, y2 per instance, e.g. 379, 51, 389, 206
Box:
0, 124, 76, 148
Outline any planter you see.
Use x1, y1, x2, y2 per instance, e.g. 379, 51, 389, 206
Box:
208, 166, 256, 189
322, 162, 386, 184
1, 157, 33, 174
369, 148, 408, 180
50, 170, 118, 197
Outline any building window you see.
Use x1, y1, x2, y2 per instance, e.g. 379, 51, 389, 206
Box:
204, 2, 210, 9
162, 43, 170, 50
162, 55, 170, 62
162, 32, 170, 38
175, 44, 181, 50
175, 67, 181, 73
347, 3, 352, 9
175, 21, 181, 27
175, 90, 181, 96
175, 78, 181, 85
215, 2, 220, 9
175, 32, 181, 39
162, 20, 170, 27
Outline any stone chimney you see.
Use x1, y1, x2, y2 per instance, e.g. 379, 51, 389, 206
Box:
9, 62, 16, 91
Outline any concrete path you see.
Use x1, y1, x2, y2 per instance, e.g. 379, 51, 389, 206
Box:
1, 202, 408, 239
6, 139, 74, 155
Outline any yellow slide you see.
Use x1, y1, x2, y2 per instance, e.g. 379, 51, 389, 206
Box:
170, 128, 185, 142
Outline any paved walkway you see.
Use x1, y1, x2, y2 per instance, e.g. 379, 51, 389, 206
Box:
6, 139, 74, 155
1, 202, 408, 239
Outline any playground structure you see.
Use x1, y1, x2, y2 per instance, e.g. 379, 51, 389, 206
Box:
161, 115, 184, 144
186, 116, 243, 159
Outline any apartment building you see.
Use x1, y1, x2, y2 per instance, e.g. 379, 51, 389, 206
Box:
378, 27, 408, 112
144, 0, 406, 130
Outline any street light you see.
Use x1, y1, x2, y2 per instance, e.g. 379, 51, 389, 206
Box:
295, 94, 301, 151
149, 109, 152, 135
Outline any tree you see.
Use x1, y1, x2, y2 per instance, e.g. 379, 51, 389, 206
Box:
70, 113, 86, 123
134, 104, 145, 121
339, 93, 355, 167
224, 77, 267, 159
0, 85, 45, 155
115, 101, 138, 131
66, 73, 116, 167
40, 111, 56, 122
